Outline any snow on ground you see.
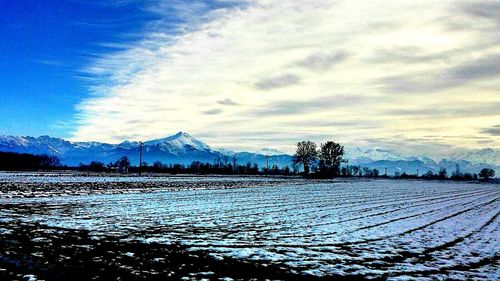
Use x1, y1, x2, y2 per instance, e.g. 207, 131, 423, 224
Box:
0, 171, 287, 184
0, 177, 498, 279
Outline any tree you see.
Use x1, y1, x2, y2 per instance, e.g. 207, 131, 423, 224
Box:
318, 141, 345, 177
341, 167, 348, 176
116, 156, 130, 173
352, 165, 360, 177
451, 164, 463, 180
89, 161, 106, 172
0, 152, 61, 171
453, 164, 462, 177
284, 166, 290, 175
318, 159, 326, 176
438, 168, 447, 179
422, 170, 434, 179
251, 163, 259, 174
463, 173, 473, 180
40, 154, 61, 169
479, 168, 495, 180
362, 167, 370, 177
293, 141, 318, 175
152, 161, 164, 172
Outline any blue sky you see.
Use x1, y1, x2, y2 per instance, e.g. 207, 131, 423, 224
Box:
0, 0, 499, 156
0, 0, 241, 138
0, 1, 157, 136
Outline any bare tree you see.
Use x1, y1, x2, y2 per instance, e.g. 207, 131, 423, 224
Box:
319, 141, 345, 176
117, 156, 130, 173
293, 141, 318, 175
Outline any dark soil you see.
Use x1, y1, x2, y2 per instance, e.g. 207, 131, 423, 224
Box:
0, 219, 371, 281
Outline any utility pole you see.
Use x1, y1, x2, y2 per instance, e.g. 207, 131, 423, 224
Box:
385, 167, 387, 176
416, 169, 419, 177
139, 141, 143, 176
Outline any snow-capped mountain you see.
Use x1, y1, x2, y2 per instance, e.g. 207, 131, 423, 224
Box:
144, 132, 212, 152
0, 132, 291, 168
0, 132, 218, 166
406, 156, 438, 165
450, 148, 499, 167
0, 132, 497, 174
216, 148, 236, 156
254, 148, 287, 156
345, 147, 442, 166
345, 147, 404, 163
116, 141, 141, 149
344, 146, 498, 175
0, 135, 75, 155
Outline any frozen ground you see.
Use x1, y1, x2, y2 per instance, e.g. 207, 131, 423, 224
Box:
0, 173, 498, 280
0, 171, 308, 198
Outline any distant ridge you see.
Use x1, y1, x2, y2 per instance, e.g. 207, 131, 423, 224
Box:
0, 132, 292, 168
0, 133, 497, 174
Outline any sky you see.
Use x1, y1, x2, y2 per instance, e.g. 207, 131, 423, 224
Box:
0, 0, 499, 156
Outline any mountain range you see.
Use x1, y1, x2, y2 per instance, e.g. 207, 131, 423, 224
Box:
0, 132, 498, 175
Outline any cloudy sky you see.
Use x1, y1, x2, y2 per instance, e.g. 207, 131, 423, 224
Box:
1, 0, 499, 156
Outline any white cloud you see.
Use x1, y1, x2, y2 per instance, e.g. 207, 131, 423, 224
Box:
72, 0, 500, 155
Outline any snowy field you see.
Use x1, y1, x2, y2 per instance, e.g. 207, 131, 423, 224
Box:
0, 172, 306, 198
0, 171, 291, 184
0, 177, 499, 280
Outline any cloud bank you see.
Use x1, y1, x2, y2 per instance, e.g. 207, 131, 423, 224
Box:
72, 0, 500, 155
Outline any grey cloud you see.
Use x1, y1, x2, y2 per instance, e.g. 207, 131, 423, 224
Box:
480, 125, 500, 136
380, 54, 500, 94
198, 130, 333, 143
241, 136, 331, 143
444, 2, 500, 45
217, 98, 238, 106
384, 103, 500, 118
476, 139, 494, 144
296, 51, 348, 71
280, 119, 382, 130
451, 55, 500, 81
202, 109, 223, 115
248, 95, 370, 117
369, 46, 448, 65
255, 74, 300, 90
113, 133, 144, 141
208, 118, 251, 127
460, 1, 500, 28
233, 131, 335, 143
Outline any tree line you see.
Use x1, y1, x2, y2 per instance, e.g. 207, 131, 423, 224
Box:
78, 156, 293, 175
0, 149, 495, 181
0, 151, 61, 171
291, 140, 496, 181
293, 140, 346, 177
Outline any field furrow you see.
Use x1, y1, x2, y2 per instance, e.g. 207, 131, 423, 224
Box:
1, 175, 498, 280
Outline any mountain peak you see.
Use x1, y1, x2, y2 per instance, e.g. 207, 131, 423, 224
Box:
144, 132, 211, 151
149, 131, 195, 143
255, 148, 286, 156
171, 131, 194, 140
